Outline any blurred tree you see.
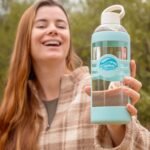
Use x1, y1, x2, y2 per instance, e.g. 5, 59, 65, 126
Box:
0, 2, 29, 99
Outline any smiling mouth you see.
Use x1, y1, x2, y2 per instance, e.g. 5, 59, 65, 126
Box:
43, 40, 61, 47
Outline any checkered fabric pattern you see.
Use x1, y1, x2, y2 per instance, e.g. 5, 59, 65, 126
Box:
29, 67, 150, 150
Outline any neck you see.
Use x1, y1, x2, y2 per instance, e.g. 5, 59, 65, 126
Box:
33, 61, 68, 101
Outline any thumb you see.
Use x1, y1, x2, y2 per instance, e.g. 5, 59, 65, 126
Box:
84, 85, 91, 96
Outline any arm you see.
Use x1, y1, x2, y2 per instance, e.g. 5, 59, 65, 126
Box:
106, 60, 141, 146
95, 116, 150, 149
106, 124, 126, 146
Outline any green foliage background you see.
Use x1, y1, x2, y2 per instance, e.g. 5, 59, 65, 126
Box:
0, 0, 149, 129
70, 0, 150, 129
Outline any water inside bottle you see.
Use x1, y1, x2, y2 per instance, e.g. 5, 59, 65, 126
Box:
91, 41, 129, 107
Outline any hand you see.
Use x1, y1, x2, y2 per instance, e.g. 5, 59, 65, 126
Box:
85, 60, 142, 146
123, 60, 142, 116
85, 59, 142, 116
107, 60, 142, 146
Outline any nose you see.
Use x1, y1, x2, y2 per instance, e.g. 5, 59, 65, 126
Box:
46, 24, 58, 36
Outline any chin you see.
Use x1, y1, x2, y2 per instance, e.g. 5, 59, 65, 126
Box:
44, 54, 66, 62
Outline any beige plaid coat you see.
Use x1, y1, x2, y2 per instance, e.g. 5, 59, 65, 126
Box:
29, 67, 150, 150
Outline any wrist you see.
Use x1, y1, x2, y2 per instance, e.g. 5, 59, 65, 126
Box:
107, 124, 126, 132
107, 124, 126, 146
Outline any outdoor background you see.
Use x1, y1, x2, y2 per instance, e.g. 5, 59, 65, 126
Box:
0, 0, 149, 129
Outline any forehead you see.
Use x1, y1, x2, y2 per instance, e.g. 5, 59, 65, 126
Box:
35, 6, 68, 22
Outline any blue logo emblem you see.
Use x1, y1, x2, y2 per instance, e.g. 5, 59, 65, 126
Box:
99, 56, 118, 71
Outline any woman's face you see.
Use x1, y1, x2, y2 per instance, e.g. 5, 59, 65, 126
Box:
31, 6, 70, 65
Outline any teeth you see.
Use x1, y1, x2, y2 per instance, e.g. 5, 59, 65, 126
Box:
44, 40, 60, 46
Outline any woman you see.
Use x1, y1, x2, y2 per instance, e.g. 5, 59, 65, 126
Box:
0, 0, 149, 150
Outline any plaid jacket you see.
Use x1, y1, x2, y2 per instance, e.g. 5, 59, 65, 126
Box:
29, 67, 150, 150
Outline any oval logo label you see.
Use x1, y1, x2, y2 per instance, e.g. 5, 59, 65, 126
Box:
99, 56, 118, 71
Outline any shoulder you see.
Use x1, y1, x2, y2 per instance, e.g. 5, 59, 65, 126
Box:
71, 66, 91, 85
60, 66, 91, 93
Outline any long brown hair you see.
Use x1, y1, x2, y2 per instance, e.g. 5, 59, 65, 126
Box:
0, 0, 82, 149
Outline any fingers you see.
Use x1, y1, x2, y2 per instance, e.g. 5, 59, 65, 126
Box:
130, 60, 136, 78
85, 85, 138, 116
127, 103, 137, 116
123, 76, 142, 92
85, 85, 140, 106
124, 87, 140, 105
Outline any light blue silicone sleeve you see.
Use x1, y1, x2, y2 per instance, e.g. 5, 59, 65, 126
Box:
91, 55, 130, 81
91, 31, 130, 81
91, 31, 131, 124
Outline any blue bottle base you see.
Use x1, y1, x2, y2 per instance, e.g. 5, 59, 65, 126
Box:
91, 106, 131, 124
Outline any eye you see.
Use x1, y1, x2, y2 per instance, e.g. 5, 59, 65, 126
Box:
57, 25, 66, 29
36, 25, 46, 29
34, 21, 47, 29
56, 22, 67, 29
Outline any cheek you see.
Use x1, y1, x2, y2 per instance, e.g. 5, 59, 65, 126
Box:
65, 32, 71, 50
31, 31, 36, 50
31, 28, 43, 45
64, 35, 71, 59
64, 36, 70, 57
31, 30, 42, 52
31, 30, 38, 46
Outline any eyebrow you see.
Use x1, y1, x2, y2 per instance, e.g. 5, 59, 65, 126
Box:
34, 19, 47, 23
34, 18, 67, 24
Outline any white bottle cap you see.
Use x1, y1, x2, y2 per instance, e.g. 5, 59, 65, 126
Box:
101, 5, 125, 25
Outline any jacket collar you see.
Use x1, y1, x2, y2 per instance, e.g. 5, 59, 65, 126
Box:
28, 66, 90, 130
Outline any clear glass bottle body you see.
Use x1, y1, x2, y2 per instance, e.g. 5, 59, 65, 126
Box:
91, 24, 131, 124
